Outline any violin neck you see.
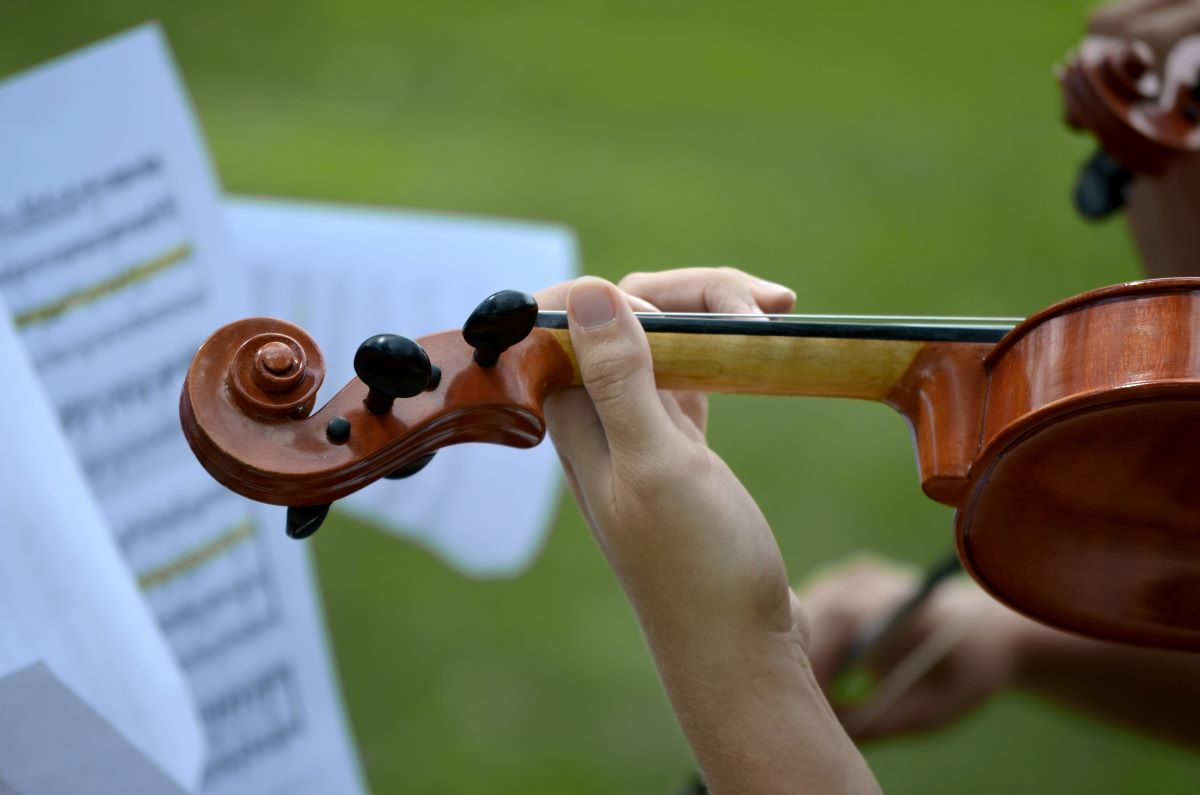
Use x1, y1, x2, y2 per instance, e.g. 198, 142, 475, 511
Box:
537, 313, 1012, 402
540, 314, 1004, 505
643, 332, 926, 400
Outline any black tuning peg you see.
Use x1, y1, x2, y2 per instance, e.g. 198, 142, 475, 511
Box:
384, 452, 436, 480
462, 290, 539, 367
354, 334, 441, 414
1074, 149, 1131, 221
286, 503, 331, 539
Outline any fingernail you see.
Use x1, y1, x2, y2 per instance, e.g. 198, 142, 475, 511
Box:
569, 280, 617, 329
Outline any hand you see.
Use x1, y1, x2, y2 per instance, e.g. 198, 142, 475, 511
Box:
535, 268, 882, 794
1090, 0, 1200, 64
535, 268, 799, 643
800, 557, 1028, 741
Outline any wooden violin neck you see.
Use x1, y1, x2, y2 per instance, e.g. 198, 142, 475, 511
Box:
540, 322, 997, 508
547, 327, 930, 400
537, 312, 1010, 402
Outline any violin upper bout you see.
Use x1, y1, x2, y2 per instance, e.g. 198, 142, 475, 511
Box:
957, 279, 1200, 650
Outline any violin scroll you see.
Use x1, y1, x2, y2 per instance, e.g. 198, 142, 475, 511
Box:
1061, 36, 1200, 175
180, 297, 576, 537
1062, 35, 1200, 275
223, 319, 325, 421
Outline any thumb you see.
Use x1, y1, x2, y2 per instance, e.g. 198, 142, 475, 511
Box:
566, 277, 674, 460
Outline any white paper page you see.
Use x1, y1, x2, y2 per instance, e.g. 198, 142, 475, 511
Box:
0, 316, 202, 790
0, 663, 189, 795
0, 27, 363, 795
225, 196, 576, 576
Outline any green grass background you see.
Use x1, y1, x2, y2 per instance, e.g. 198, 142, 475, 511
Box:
3, 1, 1199, 792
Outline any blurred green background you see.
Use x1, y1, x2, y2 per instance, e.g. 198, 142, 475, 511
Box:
3, 1, 1198, 792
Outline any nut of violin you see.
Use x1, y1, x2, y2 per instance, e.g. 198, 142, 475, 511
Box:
462, 290, 539, 367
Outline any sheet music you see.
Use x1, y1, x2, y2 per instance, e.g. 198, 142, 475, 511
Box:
0, 314, 202, 790
0, 663, 189, 794
0, 26, 363, 794
225, 196, 576, 576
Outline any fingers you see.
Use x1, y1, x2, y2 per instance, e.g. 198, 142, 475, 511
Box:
1124, 1, 1200, 58
666, 389, 708, 436
535, 280, 660, 313
533, 280, 573, 312
798, 557, 919, 688
565, 278, 677, 468
619, 267, 796, 316
544, 388, 609, 515
659, 391, 707, 444
1090, 0, 1186, 35
839, 685, 947, 742
1088, 0, 1200, 65
538, 267, 794, 316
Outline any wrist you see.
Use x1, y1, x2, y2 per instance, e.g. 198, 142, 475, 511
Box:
647, 627, 878, 795
998, 606, 1070, 688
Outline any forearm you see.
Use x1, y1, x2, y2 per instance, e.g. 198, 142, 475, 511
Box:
642, 619, 882, 795
1012, 619, 1200, 748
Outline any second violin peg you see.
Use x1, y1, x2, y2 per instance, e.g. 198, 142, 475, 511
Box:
354, 334, 441, 414
286, 503, 331, 539
462, 290, 538, 367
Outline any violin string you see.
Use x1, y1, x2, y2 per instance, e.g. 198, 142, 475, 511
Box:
537, 310, 1021, 329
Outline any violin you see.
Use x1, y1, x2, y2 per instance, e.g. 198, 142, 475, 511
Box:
1062, 35, 1200, 276
181, 279, 1200, 651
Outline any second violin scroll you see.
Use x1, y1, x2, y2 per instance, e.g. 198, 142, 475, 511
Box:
1062, 35, 1200, 275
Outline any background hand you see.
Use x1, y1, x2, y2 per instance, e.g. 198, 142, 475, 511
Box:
800, 557, 1027, 741
1090, 0, 1200, 64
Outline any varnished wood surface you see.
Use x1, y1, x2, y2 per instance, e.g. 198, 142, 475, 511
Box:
1062, 36, 1200, 278
960, 278, 1200, 649
961, 399, 1200, 649
181, 277, 1200, 649
182, 323, 930, 504
547, 328, 925, 400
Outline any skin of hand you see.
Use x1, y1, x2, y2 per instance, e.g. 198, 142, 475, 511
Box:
800, 558, 1029, 742
801, 558, 1200, 748
1089, 0, 1200, 64
535, 268, 881, 795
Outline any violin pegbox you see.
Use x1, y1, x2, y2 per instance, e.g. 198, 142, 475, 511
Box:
1062, 35, 1200, 176
180, 295, 574, 540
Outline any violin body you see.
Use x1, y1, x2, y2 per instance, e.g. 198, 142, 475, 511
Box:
948, 278, 1200, 650
181, 278, 1200, 650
